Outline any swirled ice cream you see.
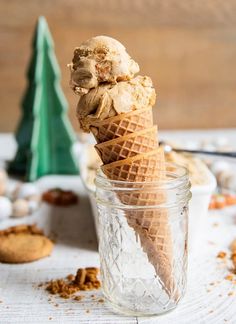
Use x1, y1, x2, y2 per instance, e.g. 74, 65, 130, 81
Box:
69, 36, 139, 96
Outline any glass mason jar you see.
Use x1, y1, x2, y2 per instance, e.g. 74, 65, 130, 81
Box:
95, 163, 191, 316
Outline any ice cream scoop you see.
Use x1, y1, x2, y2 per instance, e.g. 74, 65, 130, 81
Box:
77, 76, 156, 132
69, 36, 139, 95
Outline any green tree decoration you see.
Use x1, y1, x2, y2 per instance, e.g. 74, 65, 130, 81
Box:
9, 16, 78, 181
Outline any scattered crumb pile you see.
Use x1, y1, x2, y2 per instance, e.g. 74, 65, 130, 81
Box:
209, 193, 236, 210
42, 188, 78, 206
46, 267, 101, 299
217, 238, 236, 282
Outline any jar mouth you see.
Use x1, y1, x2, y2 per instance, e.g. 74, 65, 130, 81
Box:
95, 162, 189, 191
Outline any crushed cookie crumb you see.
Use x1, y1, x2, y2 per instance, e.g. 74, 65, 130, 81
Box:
74, 295, 84, 301
86, 309, 90, 313
225, 274, 234, 281
231, 253, 236, 269
44, 267, 100, 300
230, 239, 236, 252
98, 298, 104, 303
67, 274, 75, 281
217, 251, 227, 259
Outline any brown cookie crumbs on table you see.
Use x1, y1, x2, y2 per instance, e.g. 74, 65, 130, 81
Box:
225, 274, 234, 281
217, 251, 227, 259
45, 267, 100, 300
98, 298, 104, 303
66, 274, 75, 281
230, 239, 236, 252
74, 295, 84, 301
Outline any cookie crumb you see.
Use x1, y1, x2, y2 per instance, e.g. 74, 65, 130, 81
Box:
74, 295, 84, 301
86, 309, 90, 313
44, 267, 100, 300
98, 298, 104, 303
67, 274, 75, 281
225, 274, 234, 281
217, 251, 227, 259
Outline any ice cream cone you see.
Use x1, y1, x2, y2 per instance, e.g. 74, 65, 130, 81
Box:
95, 126, 158, 164
102, 148, 175, 295
70, 36, 176, 298
90, 106, 153, 143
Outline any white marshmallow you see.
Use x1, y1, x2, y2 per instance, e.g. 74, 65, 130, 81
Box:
0, 197, 12, 219
15, 183, 40, 200
12, 199, 30, 217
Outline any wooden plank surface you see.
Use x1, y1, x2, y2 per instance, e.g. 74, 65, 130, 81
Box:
0, 0, 236, 132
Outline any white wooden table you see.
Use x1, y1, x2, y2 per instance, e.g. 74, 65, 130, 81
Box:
0, 131, 236, 324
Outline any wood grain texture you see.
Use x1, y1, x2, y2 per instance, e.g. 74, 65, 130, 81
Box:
0, 0, 236, 132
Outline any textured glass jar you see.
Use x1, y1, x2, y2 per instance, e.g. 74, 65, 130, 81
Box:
95, 163, 191, 316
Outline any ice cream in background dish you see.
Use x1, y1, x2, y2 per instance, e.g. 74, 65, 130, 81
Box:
69, 36, 175, 297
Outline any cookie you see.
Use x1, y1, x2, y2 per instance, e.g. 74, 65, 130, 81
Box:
42, 188, 78, 206
0, 225, 53, 263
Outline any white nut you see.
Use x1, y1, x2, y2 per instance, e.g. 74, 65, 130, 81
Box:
15, 183, 40, 200
0, 197, 12, 219
12, 199, 30, 217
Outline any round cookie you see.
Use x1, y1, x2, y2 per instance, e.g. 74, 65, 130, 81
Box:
0, 233, 53, 263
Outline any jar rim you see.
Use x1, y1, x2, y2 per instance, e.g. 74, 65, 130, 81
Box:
95, 162, 189, 190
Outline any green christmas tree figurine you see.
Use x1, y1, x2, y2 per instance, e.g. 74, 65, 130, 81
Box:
9, 16, 78, 181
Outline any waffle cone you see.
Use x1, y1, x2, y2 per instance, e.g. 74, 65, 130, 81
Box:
83, 96, 176, 296
95, 126, 158, 164
90, 106, 153, 143
102, 148, 164, 182
102, 148, 175, 294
